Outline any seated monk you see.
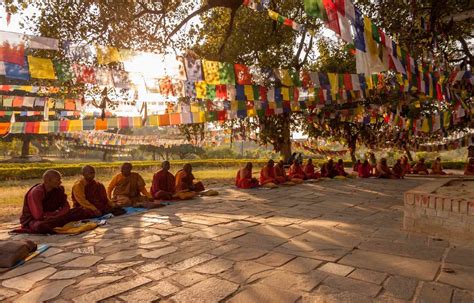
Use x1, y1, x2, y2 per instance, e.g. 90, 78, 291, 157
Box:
335, 159, 348, 176
413, 158, 429, 175
401, 156, 412, 174
358, 160, 372, 178
288, 161, 306, 183
236, 162, 259, 189
107, 163, 153, 207
321, 159, 338, 178
353, 160, 361, 174
260, 159, 279, 186
175, 163, 205, 194
431, 157, 447, 175
151, 160, 181, 200
20, 170, 91, 234
303, 159, 320, 179
376, 158, 398, 179
464, 158, 474, 175
72, 165, 125, 217
274, 160, 292, 184
392, 159, 405, 179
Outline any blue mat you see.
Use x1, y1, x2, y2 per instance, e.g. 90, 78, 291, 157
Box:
13, 244, 50, 268
123, 206, 147, 214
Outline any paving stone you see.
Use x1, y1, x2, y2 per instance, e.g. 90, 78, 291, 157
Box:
228, 284, 301, 303
42, 247, 63, 257
105, 249, 147, 261
452, 289, 474, 303
72, 246, 95, 255
319, 262, 355, 276
62, 255, 103, 267
246, 224, 306, 238
0, 262, 49, 279
219, 261, 273, 284
339, 250, 439, 280
280, 257, 324, 274
445, 247, 474, 268
383, 275, 418, 300
170, 277, 238, 303
169, 253, 215, 270
255, 252, 295, 267
139, 241, 171, 249
323, 274, 382, 297
72, 276, 151, 303
97, 261, 144, 273
222, 247, 268, 261
259, 269, 327, 292
2, 267, 57, 291
15, 279, 75, 303
233, 232, 287, 249
213, 230, 247, 241
348, 268, 388, 285
374, 295, 410, 303
43, 252, 80, 264
193, 258, 235, 274
209, 243, 240, 256
74, 275, 124, 291
416, 282, 454, 303
358, 239, 445, 261
0, 288, 17, 300
143, 267, 175, 281
49, 269, 90, 279
302, 289, 373, 303
149, 280, 180, 297
141, 246, 177, 259
438, 263, 474, 291
119, 288, 160, 303
137, 261, 166, 273
172, 272, 207, 287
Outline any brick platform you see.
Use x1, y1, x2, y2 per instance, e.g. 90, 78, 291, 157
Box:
404, 178, 474, 240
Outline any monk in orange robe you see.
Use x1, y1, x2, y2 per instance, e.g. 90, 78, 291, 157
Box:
376, 158, 399, 179
235, 162, 259, 189
274, 160, 291, 184
107, 163, 153, 207
464, 158, 474, 175
151, 161, 176, 200
412, 158, 429, 175
288, 161, 306, 180
175, 163, 205, 193
358, 160, 372, 178
431, 157, 447, 175
303, 159, 320, 179
321, 159, 338, 178
260, 159, 279, 186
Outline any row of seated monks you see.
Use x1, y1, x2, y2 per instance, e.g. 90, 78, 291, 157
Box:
20, 162, 204, 234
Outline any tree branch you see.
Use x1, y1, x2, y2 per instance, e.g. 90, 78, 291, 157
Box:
218, 7, 238, 60
164, 4, 212, 43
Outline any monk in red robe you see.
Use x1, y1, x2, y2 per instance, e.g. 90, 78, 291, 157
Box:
175, 163, 205, 193
358, 160, 372, 178
260, 159, 279, 186
353, 160, 361, 174
303, 159, 320, 179
321, 159, 338, 178
72, 165, 124, 217
20, 170, 91, 234
235, 162, 259, 189
335, 159, 348, 176
464, 158, 474, 175
392, 159, 405, 179
151, 161, 176, 200
288, 161, 306, 181
401, 156, 412, 174
413, 158, 429, 175
274, 160, 291, 184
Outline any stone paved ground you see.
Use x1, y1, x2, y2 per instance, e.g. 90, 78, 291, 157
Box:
1, 177, 474, 302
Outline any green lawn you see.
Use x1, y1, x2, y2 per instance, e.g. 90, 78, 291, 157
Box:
0, 167, 246, 223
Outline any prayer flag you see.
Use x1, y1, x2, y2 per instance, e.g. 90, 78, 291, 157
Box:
184, 55, 203, 82
338, 13, 353, 43
324, 0, 341, 35
203, 60, 221, 85
0, 31, 25, 65
304, 0, 328, 21
274, 69, 293, 86
96, 45, 121, 65
27, 56, 56, 79
353, 8, 366, 52
219, 62, 236, 85
111, 70, 131, 89
73, 64, 96, 84
0, 62, 5, 76
234, 64, 253, 85
5, 59, 30, 81
27, 35, 59, 50
95, 67, 114, 87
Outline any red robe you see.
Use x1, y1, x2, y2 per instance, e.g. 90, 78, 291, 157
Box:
335, 164, 348, 176
235, 168, 259, 189
72, 180, 111, 215
273, 166, 288, 184
465, 164, 474, 175
151, 169, 176, 199
288, 164, 306, 179
358, 164, 372, 178
260, 166, 278, 185
413, 163, 429, 174
303, 164, 320, 179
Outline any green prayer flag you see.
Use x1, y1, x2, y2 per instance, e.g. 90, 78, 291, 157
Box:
206, 84, 216, 100
218, 62, 235, 85
53, 60, 74, 83
289, 69, 301, 87
252, 86, 259, 101
304, 0, 328, 21
371, 23, 380, 43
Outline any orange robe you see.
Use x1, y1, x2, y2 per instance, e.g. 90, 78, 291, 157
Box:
431, 162, 446, 175
288, 164, 306, 179
235, 168, 259, 189
273, 166, 288, 184
260, 166, 278, 185
175, 170, 205, 192
151, 169, 176, 199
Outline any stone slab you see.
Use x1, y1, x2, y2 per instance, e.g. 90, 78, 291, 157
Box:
170, 277, 238, 303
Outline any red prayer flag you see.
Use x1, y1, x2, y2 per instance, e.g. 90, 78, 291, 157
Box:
343, 74, 353, 90
323, 0, 341, 35
0, 41, 25, 66
234, 64, 253, 85
216, 84, 227, 99
335, 0, 345, 15
259, 86, 267, 101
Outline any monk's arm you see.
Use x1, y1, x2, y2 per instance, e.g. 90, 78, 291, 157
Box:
27, 190, 45, 220
72, 182, 99, 212
138, 175, 153, 199
107, 175, 119, 200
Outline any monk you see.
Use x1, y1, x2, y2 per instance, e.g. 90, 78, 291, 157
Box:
303, 159, 320, 179
358, 160, 372, 178
376, 158, 398, 179
335, 159, 348, 176
72, 165, 125, 217
288, 161, 306, 180
274, 160, 291, 184
175, 163, 205, 193
107, 162, 153, 207
392, 159, 405, 179
353, 160, 361, 174
321, 159, 338, 178
412, 158, 429, 175
431, 157, 447, 175
20, 170, 91, 234
235, 162, 259, 189
260, 159, 279, 186
401, 156, 412, 174
464, 158, 474, 175
150, 161, 177, 200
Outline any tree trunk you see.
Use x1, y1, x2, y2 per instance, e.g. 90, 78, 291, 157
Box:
280, 115, 292, 162
404, 146, 413, 161
349, 147, 357, 163
102, 151, 108, 161
152, 150, 156, 161
21, 136, 31, 157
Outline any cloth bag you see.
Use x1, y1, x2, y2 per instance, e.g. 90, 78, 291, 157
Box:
0, 240, 37, 268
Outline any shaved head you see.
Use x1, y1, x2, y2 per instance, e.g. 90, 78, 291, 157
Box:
42, 169, 62, 190
43, 169, 61, 181
82, 165, 96, 182
121, 162, 133, 176
183, 163, 192, 173
82, 165, 95, 174
162, 161, 170, 171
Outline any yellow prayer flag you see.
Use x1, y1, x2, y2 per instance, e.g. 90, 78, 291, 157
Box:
396, 45, 402, 58
192, 111, 206, 123
191, 102, 201, 113
281, 87, 290, 101
195, 81, 207, 99
268, 10, 279, 21
247, 109, 256, 117
202, 60, 221, 85
327, 73, 338, 93
364, 17, 378, 55
132, 117, 142, 128
244, 85, 254, 101
96, 45, 121, 65
421, 118, 429, 132
38, 121, 49, 134
27, 56, 56, 79
148, 115, 159, 126
275, 69, 293, 87
68, 120, 83, 132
